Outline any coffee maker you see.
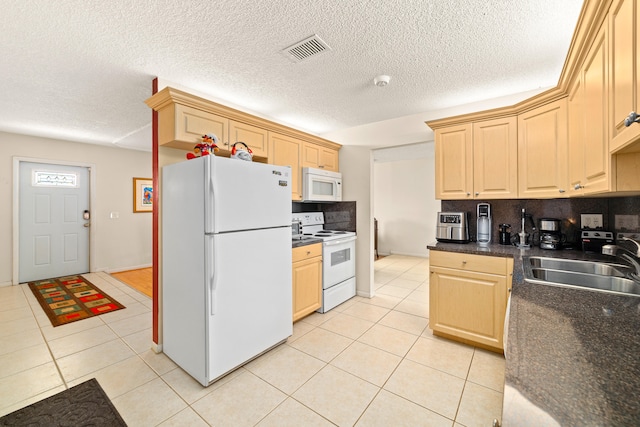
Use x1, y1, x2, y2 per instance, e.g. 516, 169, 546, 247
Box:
539, 218, 564, 250
477, 203, 492, 246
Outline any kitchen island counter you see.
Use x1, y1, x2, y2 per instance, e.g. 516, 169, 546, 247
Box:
427, 242, 640, 425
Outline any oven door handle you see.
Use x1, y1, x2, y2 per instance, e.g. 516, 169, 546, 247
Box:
324, 236, 357, 246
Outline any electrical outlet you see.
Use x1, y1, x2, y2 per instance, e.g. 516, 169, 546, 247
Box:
580, 214, 603, 229
615, 214, 639, 231
110, 212, 119, 219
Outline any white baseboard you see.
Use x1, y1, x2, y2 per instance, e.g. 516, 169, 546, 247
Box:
151, 342, 163, 354
0, 281, 14, 287
356, 290, 372, 298
388, 251, 429, 258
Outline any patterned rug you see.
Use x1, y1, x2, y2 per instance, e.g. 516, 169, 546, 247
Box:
0, 378, 127, 426
28, 275, 125, 327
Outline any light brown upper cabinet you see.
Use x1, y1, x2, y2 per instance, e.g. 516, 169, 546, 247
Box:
518, 99, 569, 198
434, 123, 473, 199
609, 0, 640, 153
568, 76, 586, 195
472, 117, 518, 199
160, 103, 229, 151
227, 120, 269, 158
146, 87, 341, 169
426, 0, 640, 199
434, 118, 517, 200
302, 142, 339, 172
569, 21, 613, 195
269, 133, 302, 200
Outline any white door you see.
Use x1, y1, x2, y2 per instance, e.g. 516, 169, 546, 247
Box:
19, 162, 90, 282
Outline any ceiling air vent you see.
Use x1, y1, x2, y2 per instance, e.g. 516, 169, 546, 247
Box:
282, 34, 331, 62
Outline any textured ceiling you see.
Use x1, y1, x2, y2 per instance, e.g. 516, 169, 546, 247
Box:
0, 0, 584, 151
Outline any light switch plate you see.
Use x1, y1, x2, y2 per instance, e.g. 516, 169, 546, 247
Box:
581, 214, 603, 229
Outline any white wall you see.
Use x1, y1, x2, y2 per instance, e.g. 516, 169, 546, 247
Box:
373, 142, 440, 257
0, 131, 152, 285
339, 146, 374, 298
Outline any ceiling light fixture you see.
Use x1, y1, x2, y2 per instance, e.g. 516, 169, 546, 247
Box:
373, 75, 391, 87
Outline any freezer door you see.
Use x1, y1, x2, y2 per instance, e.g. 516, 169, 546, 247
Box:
205, 227, 292, 382
205, 156, 291, 233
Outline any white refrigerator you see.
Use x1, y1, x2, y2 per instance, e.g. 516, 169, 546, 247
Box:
162, 155, 292, 386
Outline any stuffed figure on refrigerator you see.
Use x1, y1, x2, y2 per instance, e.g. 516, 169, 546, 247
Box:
186, 134, 219, 159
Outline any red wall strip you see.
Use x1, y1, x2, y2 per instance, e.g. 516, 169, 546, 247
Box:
152, 77, 159, 344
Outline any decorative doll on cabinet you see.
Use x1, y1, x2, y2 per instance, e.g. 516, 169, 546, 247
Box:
186, 134, 219, 159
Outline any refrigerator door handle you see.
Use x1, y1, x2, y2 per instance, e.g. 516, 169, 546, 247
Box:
205, 157, 218, 233
208, 237, 218, 315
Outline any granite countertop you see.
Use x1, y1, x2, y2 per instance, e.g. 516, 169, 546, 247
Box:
427, 241, 640, 425
292, 237, 322, 248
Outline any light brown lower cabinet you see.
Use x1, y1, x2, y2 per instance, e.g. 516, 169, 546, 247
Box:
292, 244, 322, 322
429, 251, 513, 351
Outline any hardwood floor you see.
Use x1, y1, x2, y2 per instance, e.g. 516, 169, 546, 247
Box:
110, 267, 152, 297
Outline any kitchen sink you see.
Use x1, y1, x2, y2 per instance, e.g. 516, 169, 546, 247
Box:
523, 256, 640, 298
527, 256, 632, 277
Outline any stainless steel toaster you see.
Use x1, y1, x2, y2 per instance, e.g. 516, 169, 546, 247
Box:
436, 212, 470, 243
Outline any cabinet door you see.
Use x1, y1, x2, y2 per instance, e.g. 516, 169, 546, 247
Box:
292, 256, 322, 321
228, 120, 269, 158
302, 143, 339, 172
609, 0, 640, 152
320, 147, 339, 172
435, 124, 473, 199
168, 104, 228, 150
568, 76, 585, 195
472, 117, 518, 199
429, 266, 506, 350
517, 99, 568, 198
583, 23, 612, 193
269, 133, 302, 200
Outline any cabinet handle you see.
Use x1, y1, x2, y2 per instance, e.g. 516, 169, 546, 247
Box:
624, 111, 639, 127
466, 192, 471, 196
574, 183, 584, 190
462, 260, 467, 264
475, 192, 479, 196
306, 251, 311, 255
558, 189, 565, 193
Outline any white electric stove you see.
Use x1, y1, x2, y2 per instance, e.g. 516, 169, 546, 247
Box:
292, 212, 357, 312
292, 212, 356, 241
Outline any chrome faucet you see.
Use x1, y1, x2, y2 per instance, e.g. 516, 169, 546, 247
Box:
620, 236, 640, 257
603, 237, 640, 281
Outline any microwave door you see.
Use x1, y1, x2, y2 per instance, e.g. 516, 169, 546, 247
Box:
308, 176, 340, 201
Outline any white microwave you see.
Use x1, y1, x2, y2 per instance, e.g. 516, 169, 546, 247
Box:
302, 167, 342, 202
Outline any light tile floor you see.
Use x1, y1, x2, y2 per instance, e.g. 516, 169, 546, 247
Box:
0, 255, 504, 426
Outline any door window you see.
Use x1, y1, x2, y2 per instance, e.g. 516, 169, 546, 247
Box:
33, 170, 79, 187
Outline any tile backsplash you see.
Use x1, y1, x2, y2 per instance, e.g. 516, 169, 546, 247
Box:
292, 201, 357, 232
442, 196, 640, 245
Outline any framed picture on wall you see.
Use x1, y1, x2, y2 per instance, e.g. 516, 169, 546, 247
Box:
133, 177, 153, 213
